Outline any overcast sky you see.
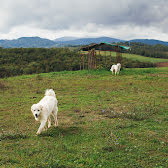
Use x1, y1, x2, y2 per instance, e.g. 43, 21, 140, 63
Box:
0, 0, 168, 41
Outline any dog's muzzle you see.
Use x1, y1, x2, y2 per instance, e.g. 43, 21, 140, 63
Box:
35, 114, 38, 118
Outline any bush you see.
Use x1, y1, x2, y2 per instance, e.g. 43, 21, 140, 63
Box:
0, 48, 80, 78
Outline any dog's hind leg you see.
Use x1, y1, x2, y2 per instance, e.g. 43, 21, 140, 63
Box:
52, 106, 58, 127
48, 116, 51, 128
36, 119, 47, 135
43, 125, 47, 131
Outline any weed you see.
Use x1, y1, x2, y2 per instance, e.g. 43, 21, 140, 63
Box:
36, 74, 43, 80
0, 130, 28, 140
35, 89, 43, 94
0, 82, 8, 91
0, 158, 20, 165
125, 102, 159, 121
103, 129, 120, 152
103, 102, 160, 121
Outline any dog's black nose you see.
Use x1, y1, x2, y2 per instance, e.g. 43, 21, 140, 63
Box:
35, 114, 38, 118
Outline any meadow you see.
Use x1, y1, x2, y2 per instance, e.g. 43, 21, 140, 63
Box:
0, 68, 168, 168
99, 51, 168, 63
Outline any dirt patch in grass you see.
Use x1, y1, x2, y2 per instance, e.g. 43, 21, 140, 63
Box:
156, 62, 168, 67
0, 82, 9, 91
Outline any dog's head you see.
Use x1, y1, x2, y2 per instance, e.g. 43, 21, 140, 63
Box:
31, 104, 43, 121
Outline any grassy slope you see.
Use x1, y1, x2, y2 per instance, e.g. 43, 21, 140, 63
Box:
0, 68, 168, 168
99, 51, 168, 63
122, 53, 168, 63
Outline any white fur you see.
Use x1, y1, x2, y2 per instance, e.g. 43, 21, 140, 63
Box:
110, 63, 121, 75
31, 89, 58, 135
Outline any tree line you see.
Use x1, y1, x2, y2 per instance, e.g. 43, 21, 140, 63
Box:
123, 42, 168, 59
0, 48, 80, 78
0, 47, 155, 78
80, 42, 168, 59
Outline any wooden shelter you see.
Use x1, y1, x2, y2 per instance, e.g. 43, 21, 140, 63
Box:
79, 42, 130, 70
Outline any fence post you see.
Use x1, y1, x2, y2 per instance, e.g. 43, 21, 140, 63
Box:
82, 53, 85, 70
95, 50, 97, 69
80, 52, 81, 70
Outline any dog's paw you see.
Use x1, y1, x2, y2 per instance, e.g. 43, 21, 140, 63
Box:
36, 131, 41, 135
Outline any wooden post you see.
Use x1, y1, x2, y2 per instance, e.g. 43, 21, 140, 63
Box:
80, 52, 81, 70
95, 50, 97, 69
88, 50, 90, 70
110, 50, 112, 63
98, 50, 100, 67
115, 46, 118, 64
116, 46, 122, 63
90, 50, 93, 69
92, 50, 94, 69
86, 53, 88, 70
105, 50, 107, 65
82, 53, 85, 70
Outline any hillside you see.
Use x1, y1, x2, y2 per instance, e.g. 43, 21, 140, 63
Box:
54, 37, 124, 46
0, 47, 160, 78
99, 51, 168, 63
0, 36, 124, 48
0, 37, 55, 48
1, 36, 168, 48
0, 69, 168, 167
130, 39, 168, 46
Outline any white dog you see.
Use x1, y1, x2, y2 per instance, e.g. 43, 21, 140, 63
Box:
110, 63, 121, 75
117, 63, 121, 72
31, 89, 58, 135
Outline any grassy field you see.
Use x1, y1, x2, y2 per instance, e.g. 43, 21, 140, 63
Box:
0, 68, 168, 168
99, 51, 168, 63
122, 53, 168, 63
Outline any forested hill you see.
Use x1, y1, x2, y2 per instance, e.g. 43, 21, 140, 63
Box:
125, 42, 168, 59
0, 37, 124, 48
0, 37, 56, 48
0, 36, 168, 48
130, 39, 168, 46
0, 47, 155, 78
0, 48, 80, 78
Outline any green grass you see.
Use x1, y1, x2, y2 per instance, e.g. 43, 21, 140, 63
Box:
99, 51, 168, 63
122, 53, 168, 63
0, 68, 168, 168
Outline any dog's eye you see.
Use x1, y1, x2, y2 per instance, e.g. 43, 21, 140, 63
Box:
38, 110, 40, 111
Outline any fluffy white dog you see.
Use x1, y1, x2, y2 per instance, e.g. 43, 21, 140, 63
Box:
31, 89, 58, 135
110, 63, 121, 75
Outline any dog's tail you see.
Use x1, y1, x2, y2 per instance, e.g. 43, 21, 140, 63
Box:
45, 89, 56, 97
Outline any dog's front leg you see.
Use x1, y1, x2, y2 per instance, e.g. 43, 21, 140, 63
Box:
48, 116, 51, 128
36, 119, 47, 135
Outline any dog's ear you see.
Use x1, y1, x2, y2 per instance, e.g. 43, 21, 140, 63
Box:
40, 105, 43, 111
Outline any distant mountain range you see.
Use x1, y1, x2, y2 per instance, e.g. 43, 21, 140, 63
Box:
54, 36, 80, 42
0, 37, 55, 48
0, 36, 168, 48
129, 39, 168, 46
55, 37, 124, 46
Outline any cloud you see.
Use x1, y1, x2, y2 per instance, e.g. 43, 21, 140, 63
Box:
0, 0, 168, 40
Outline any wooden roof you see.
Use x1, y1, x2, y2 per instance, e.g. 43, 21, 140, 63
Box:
80, 42, 130, 51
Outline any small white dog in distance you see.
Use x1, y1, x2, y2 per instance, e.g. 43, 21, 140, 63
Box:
31, 89, 58, 135
110, 63, 121, 75
117, 63, 121, 73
